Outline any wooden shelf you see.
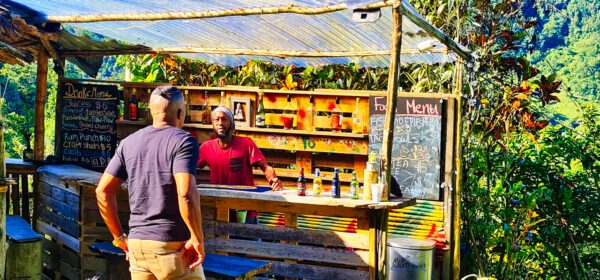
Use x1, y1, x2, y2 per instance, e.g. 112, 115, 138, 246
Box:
118, 120, 368, 139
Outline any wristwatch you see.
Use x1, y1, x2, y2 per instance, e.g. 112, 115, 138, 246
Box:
112, 233, 127, 248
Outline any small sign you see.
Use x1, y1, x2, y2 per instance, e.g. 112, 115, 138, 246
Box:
58, 82, 119, 172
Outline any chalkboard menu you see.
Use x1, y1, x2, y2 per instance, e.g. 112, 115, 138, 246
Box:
369, 96, 443, 200
59, 82, 118, 172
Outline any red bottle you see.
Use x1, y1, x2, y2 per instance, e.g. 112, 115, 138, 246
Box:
297, 168, 306, 196
331, 96, 342, 132
129, 91, 138, 121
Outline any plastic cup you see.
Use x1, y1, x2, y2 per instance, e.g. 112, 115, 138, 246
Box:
371, 184, 383, 202
235, 210, 248, 223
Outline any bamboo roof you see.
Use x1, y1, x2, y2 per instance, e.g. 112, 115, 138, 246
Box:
0, 0, 473, 67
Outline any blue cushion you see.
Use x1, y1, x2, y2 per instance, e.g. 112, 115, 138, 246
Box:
89, 242, 126, 257
6, 215, 42, 243
203, 253, 270, 278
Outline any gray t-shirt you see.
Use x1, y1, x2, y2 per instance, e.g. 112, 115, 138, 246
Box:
105, 125, 199, 241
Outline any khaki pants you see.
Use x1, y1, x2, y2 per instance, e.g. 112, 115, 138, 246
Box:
128, 239, 206, 280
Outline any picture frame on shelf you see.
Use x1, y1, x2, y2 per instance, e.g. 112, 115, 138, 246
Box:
230, 96, 252, 128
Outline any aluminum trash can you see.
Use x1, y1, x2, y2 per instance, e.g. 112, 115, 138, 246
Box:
387, 237, 436, 280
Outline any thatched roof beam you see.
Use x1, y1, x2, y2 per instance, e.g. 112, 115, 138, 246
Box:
0, 40, 33, 63
59, 47, 449, 58
45, 1, 395, 23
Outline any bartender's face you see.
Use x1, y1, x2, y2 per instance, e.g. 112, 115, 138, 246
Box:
213, 111, 233, 138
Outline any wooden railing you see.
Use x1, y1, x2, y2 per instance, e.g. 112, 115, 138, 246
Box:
6, 158, 37, 225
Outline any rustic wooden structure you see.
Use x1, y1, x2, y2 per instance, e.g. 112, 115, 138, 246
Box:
0, 0, 473, 279
5, 215, 43, 279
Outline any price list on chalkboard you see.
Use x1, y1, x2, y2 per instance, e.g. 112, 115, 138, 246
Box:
59, 82, 118, 172
369, 96, 443, 200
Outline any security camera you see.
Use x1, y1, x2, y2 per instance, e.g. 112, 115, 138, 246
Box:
352, 8, 381, 23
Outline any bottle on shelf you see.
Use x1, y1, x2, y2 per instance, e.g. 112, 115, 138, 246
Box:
313, 168, 322, 197
350, 170, 359, 199
305, 95, 315, 131
201, 91, 212, 125
255, 92, 266, 128
331, 168, 341, 198
363, 153, 379, 201
297, 168, 306, 196
184, 90, 191, 123
219, 91, 225, 107
129, 89, 138, 121
282, 94, 294, 130
331, 96, 342, 132
351, 97, 362, 134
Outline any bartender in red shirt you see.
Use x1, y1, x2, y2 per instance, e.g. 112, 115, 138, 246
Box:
198, 107, 283, 222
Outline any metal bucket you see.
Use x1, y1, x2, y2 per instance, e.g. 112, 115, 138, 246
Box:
387, 237, 436, 280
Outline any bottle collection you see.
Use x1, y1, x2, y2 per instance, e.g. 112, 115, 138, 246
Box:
127, 90, 364, 133
295, 161, 387, 201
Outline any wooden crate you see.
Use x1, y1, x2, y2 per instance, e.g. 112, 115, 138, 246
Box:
37, 165, 129, 280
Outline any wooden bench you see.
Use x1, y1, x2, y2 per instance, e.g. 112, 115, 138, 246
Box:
6, 215, 43, 279
89, 242, 271, 280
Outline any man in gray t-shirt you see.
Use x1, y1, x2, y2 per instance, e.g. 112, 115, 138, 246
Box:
97, 86, 205, 279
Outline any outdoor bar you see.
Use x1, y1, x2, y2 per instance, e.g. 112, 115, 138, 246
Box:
0, 0, 474, 279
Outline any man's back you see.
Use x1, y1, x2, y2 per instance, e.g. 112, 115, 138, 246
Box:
106, 125, 199, 241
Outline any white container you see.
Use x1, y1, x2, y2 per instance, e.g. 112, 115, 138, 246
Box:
387, 237, 436, 280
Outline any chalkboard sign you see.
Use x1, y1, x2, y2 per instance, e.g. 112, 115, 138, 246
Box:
59, 82, 118, 172
369, 96, 443, 200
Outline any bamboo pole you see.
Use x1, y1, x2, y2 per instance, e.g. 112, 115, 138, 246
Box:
0, 89, 7, 280
59, 47, 450, 58
378, 2, 402, 280
34, 46, 48, 161
451, 62, 464, 280
54, 59, 65, 157
46, 1, 395, 23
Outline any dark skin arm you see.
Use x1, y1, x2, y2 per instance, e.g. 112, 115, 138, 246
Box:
96, 173, 128, 252
174, 172, 205, 269
255, 159, 283, 190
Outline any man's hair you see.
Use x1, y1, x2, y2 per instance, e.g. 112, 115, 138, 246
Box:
151, 85, 183, 103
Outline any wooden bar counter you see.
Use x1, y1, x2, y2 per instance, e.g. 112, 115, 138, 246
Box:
198, 185, 414, 280
34, 164, 414, 279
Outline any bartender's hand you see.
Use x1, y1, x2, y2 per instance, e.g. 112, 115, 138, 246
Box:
270, 177, 283, 191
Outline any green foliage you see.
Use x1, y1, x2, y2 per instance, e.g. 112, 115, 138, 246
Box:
0, 62, 57, 159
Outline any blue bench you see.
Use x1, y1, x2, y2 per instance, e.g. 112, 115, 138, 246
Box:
89, 242, 271, 280
6, 215, 43, 279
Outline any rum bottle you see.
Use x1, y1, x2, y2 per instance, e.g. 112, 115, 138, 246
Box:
350, 170, 359, 199
129, 89, 138, 121
201, 91, 212, 124
282, 94, 294, 129
297, 168, 306, 196
331, 97, 342, 132
305, 95, 315, 131
351, 97, 362, 134
331, 168, 341, 198
313, 168, 322, 197
219, 91, 225, 107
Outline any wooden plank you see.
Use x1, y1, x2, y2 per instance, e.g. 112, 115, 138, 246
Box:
39, 194, 79, 221
238, 131, 368, 155
269, 260, 369, 280
42, 238, 81, 269
81, 255, 107, 273
39, 207, 80, 237
39, 182, 80, 207
203, 253, 271, 279
284, 213, 299, 280
204, 238, 369, 267
37, 220, 80, 252
204, 221, 369, 249
295, 152, 312, 174
10, 175, 20, 215
82, 209, 130, 225
21, 174, 31, 223
60, 260, 80, 280
214, 197, 369, 220
6, 240, 42, 279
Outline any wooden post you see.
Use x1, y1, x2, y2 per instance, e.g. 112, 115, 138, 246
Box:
0, 99, 7, 279
382, 4, 402, 198
54, 58, 65, 157
34, 47, 48, 161
451, 62, 464, 280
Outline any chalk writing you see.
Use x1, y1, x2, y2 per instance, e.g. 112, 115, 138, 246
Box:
369, 97, 443, 200
59, 83, 118, 172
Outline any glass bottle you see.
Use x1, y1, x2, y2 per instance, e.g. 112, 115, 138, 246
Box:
331, 168, 341, 198
184, 90, 191, 123
350, 170, 359, 199
331, 96, 342, 132
255, 92, 266, 128
282, 94, 294, 130
305, 95, 315, 131
219, 91, 225, 107
201, 91, 212, 124
297, 168, 306, 196
129, 89, 138, 121
313, 168, 322, 197
351, 97, 362, 134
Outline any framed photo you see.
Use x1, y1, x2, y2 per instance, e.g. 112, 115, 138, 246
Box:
230, 97, 252, 127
